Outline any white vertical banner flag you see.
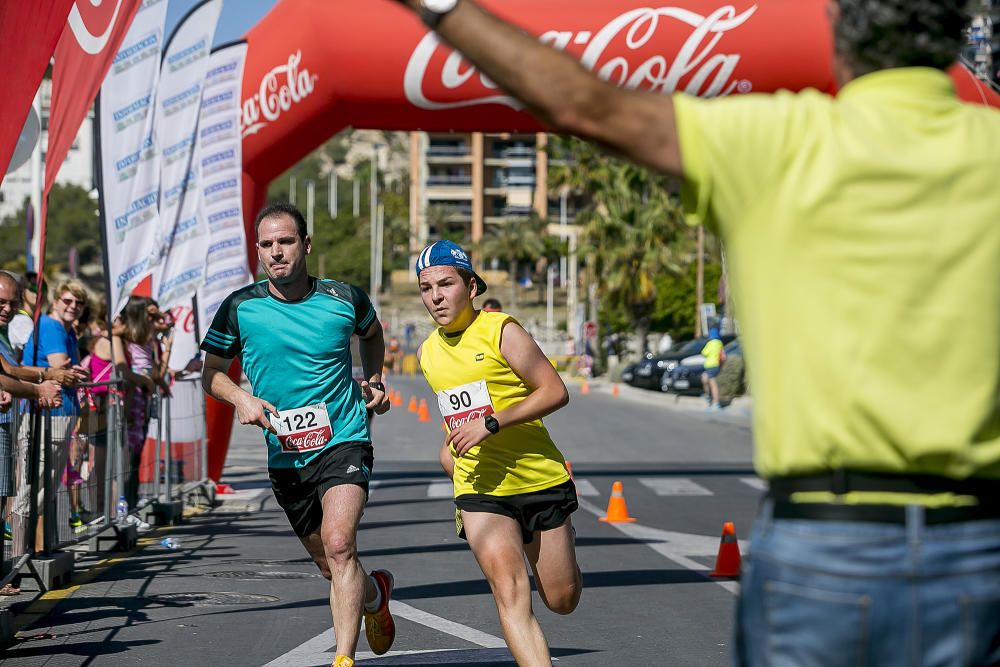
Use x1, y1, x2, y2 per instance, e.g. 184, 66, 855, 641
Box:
98, 0, 169, 318
196, 41, 251, 332
152, 0, 223, 309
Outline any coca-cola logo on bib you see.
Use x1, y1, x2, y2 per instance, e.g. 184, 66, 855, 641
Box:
279, 426, 332, 453
242, 50, 318, 138
404, 4, 757, 110
446, 406, 494, 430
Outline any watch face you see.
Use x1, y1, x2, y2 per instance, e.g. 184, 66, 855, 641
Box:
424, 0, 458, 12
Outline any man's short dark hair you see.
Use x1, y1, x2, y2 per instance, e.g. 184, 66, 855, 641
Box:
482, 298, 503, 311
835, 0, 969, 75
255, 202, 308, 240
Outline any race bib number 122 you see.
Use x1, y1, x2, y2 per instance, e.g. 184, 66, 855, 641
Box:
437, 379, 495, 430
270, 403, 332, 454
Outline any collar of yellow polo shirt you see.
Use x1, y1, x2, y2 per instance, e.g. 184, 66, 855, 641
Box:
675, 67, 1000, 506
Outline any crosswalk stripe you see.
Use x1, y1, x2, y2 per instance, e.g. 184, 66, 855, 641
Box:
740, 477, 767, 491
573, 479, 600, 496
638, 477, 713, 496
427, 480, 453, 498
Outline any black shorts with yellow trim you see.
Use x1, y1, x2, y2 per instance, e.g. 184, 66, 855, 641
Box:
454, 480, 578, 544
269, 441, 373, 538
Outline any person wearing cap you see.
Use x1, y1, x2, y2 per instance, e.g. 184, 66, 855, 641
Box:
391, 0, 1000, 662
415, 240, 582, 665
700, 327, 724, 410
200, 203, 395, 667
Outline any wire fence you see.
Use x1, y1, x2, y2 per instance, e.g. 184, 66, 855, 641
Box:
1, 374, 209, 594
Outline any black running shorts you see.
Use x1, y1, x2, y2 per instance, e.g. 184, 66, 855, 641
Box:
454, 480, 578, 544
269, 441, 374, 537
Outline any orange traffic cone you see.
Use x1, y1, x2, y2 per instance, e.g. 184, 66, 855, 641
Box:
393, 390, 403, 407
408, 396, 418, 413
709, 522, 742, 578
441, 421, 448, 432
611, 383, 620, 397
598, 481, 637, 523
418, 399, 431, 423
581, 381, 590, 395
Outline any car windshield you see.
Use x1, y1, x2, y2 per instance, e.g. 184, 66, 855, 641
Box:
677, 339, 705, 355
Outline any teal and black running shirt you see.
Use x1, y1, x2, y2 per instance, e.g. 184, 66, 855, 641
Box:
200, 278, 376, 469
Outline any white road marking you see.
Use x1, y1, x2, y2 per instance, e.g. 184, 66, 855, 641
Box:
573, 479, 600, 497
639, 477, 713, 496
426, 481, 453, 498
577, 497, 744, 594
740, 477, 767, 491
262, 600, 508, 666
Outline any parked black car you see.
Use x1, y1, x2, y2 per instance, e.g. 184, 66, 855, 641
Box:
627, 336, 736, 390
662, 339, 742, 395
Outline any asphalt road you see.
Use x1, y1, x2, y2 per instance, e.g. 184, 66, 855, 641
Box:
2, 374, 760, 666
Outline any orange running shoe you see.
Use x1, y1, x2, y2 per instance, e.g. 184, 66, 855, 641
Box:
364, 569, 396, 655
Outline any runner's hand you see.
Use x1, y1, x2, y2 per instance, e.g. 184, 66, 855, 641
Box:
36, 381, 62, 408
446, 417, 491, 457
235, 394, 279, 434
361, 381, 390, 415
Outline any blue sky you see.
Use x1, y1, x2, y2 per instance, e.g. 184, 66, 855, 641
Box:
164, 0, 276, 47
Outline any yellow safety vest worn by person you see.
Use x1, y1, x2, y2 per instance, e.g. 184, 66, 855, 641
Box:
701, 339, 723, 369
675, 67, 1000, 503
420, 311, 570, 497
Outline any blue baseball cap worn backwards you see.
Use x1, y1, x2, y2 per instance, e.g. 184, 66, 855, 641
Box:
414, 240, 488, 295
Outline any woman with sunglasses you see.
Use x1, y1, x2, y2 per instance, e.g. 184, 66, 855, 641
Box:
22, 280, 91, 548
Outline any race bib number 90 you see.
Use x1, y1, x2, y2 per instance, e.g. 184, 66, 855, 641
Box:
437, 379, 495, 430
270, 403, 332, 454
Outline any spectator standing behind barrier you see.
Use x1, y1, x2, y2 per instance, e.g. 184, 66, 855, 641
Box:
115, 297, 156, 520
8, 272, 42, 355
700, 328, 724, 410
22, 280, 92, 547
0, 272, 63, 585
481, 298, 502, 312
389, 0, 1000, 664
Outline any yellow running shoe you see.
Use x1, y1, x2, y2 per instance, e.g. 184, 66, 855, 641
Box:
364, 569, 395, 655
331, 656, 354, 667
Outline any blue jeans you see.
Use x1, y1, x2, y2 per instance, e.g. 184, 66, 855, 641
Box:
734, 499, 1000, 666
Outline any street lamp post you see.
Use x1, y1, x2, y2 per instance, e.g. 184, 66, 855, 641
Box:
370, 144, 383, 311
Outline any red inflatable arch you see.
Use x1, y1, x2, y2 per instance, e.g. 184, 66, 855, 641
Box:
203, 0, 1000, 481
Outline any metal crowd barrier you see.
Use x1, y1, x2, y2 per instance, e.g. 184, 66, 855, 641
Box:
1, 374, 211, 596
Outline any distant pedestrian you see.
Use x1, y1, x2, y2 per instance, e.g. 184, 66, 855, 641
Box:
700, 328, 724, 409
482, 298, 502, 312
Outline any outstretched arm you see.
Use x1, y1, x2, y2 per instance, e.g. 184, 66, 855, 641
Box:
394, 0, 683, 176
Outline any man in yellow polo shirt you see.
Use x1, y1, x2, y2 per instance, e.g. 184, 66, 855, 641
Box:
390, 0, 1000, 663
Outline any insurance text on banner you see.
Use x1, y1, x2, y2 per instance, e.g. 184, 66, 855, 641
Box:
98, 0, 169, 317
153, 0, 224, 309
196, 42, 251, 331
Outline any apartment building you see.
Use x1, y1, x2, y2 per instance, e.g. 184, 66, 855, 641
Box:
408, 131, 581, 260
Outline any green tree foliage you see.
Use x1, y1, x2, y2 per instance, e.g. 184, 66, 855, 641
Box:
0, 183, 101, 277
549, 136, 695, 354
478, 214, 547, 307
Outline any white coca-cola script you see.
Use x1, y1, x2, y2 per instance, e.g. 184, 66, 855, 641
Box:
447, 407, 493, 430
242, 50, 318, 138
279, 426, 332, 453
404, 4, 757, 110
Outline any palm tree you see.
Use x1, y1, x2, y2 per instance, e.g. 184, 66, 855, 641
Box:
478, 214, 547, 308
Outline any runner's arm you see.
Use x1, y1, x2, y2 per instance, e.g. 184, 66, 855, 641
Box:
447, 321, 568, 456
357, 319, 390, 414
202, 352, 278, 433
395, 0, 683, 177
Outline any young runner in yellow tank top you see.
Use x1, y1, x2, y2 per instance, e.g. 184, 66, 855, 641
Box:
415, 241, 582, 666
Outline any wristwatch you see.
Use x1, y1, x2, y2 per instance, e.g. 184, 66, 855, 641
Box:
484, 414, 500, 434
419, 0, 459, 29
369, 381, 386, 393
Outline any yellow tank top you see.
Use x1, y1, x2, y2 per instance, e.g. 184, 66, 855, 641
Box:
419, 311, 570, 497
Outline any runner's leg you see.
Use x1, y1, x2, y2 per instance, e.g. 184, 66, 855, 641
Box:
320, 483, 377, 659
524, 517, 582, 615
462, 510, 550, 666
